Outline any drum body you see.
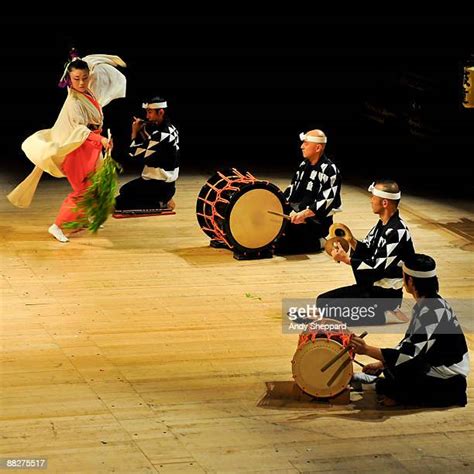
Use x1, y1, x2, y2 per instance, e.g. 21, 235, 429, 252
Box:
292, 319, 353, 398
196, 169, 287, 257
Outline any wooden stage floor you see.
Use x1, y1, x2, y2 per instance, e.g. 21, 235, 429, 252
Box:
1, 172, 473, 472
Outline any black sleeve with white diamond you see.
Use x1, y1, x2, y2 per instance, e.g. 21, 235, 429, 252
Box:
350, 211, 415, 288
381, 297, 470, 380
285, 154, 342, 218
129, 120, 180, 181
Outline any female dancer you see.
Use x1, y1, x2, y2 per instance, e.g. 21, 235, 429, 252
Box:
8, 51, 126, 242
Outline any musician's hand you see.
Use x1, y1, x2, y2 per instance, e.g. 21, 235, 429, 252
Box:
349, 336, 368, 354
131, 116, 145, 138
362, 361, 384, 375
331, 242, 350, 264
290, 209, 314, 225
289, 211, 299, 224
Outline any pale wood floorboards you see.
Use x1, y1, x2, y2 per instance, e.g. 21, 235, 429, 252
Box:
1, 173, 473, 472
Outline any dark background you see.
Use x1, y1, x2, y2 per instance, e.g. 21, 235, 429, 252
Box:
1, 15, 473, 197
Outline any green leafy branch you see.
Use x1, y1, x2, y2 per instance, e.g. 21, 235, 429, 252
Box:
63, 148, 122, 233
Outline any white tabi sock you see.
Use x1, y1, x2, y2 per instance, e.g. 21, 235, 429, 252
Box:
48, 224, 69, 243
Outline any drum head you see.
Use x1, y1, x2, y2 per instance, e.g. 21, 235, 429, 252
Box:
226, 183, 286, 250
292, 338, 353, 398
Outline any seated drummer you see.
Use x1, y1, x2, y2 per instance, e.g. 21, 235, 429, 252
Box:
114, 96, 179, 212
316, 180, 415, 325
350, 253, 470, 407
274, 129, 342, 255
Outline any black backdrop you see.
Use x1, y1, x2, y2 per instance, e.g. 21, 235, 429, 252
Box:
1, 15, 473, 196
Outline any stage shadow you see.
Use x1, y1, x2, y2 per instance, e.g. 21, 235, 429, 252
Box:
167, 245, 303, 266
257, 381, 454, 422
167, 245, 239, 266
275, 253, 311, 261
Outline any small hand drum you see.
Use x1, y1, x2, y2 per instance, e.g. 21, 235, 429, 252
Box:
325, 222, 353, 257
328, 222, 353, 241
292, 319, 353, 398
324, 236, 350, 257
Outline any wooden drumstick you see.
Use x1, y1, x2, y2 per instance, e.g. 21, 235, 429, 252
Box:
326, 357, 352, 387
267, 210, 291, 220
353, 359, 365, 368
320, 331, 368, 373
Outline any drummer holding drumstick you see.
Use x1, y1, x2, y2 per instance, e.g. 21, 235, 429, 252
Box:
349, 253, 469, 408
274, 129, 342, 255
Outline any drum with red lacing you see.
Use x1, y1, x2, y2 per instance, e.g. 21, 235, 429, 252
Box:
292, 319, 353, 398
196, 168, 287, 259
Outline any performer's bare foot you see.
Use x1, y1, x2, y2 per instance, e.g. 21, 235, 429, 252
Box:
166, 199, 176, 210
48, 224, 69, 243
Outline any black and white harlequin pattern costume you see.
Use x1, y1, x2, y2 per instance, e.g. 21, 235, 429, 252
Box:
317, 211, 415, 325
377, 297, 469, 406
285, 155, 341, 215
351, 210, 414, 288
275, 154, 342, 254
115, 119, 179, 211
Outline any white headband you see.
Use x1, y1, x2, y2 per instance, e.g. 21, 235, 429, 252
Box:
402, 263, 437, 278
299, 132, 327, 144
368, 182, 401, 200
142, 101, 167, 109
